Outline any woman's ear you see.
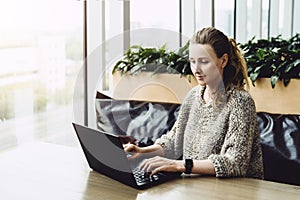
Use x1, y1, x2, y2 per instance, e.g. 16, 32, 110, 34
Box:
220, 53, 228, 69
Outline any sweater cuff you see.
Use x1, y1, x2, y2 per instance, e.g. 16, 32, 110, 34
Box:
155, 139, 174, 159
208, 154, 229, 177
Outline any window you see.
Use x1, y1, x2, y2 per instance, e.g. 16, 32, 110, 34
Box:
293, 0, 300, 35
130, 0, 179, 32
214, 0, 235, 37
269, 0, 294, 38
87, 0, 300, 127
0, 0, 83, 149
261, 0, 269, 39
130, 0, 180, 48
195, 0, 213, 30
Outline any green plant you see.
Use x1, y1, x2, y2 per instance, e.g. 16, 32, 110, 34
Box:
113, 33, 300, 89
112, 42, 192, 78
239, 33, 300, 88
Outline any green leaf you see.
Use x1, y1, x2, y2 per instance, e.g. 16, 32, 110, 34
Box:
270, 63, 277, 71
177, 41, 190, 56
283, 78, 290, 87
130, 45, 142, 49
249, 72, 259, 83
188, 75, 192, 83
255, 49, 267, 60
270, 74, 280, 88
285, 59, 300, 73
250, 71, 259, 80
274, 60, 288, 73
253, 65, 263, 73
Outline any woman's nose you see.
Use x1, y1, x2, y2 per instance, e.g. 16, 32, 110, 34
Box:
193, 62, 202, 71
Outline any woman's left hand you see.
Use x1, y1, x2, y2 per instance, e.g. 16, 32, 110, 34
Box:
139, 156, 184, 175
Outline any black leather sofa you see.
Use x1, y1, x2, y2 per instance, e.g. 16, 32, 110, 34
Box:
95, 92, 300, 186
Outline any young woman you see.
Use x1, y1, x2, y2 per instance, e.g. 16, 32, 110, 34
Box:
124, 27, 264, 179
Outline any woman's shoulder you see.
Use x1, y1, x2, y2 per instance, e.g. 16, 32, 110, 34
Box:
184, 85, 201, 100
227, 87, 255, 107
180, 85, 202, 108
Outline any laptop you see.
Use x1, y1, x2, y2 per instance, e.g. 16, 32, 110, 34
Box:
72, 123, 182, 189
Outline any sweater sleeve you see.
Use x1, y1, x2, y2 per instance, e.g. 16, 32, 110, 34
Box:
154, 119, 182, 159
154, 87, 197, 160
208, 91, 258, 177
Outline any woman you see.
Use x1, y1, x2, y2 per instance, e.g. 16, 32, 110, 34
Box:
124, 27, 264, 179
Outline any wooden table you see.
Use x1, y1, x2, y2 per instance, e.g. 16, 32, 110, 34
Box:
0, 142, 299, 200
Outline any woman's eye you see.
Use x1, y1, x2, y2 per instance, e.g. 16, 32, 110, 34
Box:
189, 59, 209, 65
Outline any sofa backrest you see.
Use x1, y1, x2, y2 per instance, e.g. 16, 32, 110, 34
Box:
95, 92, 180, 142
96, 92, 300, 186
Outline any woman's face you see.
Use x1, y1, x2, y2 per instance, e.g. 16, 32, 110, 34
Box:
189, 44, 228, 87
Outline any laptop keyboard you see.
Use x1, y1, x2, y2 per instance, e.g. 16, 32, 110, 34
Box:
132, 168, 159, 184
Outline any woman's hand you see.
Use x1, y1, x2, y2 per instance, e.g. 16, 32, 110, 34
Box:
123, 143, 165, 160
123, 143, 144, 160
140, 156, 185, 175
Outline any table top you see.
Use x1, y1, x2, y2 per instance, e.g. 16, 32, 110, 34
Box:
0, 142, 299, 200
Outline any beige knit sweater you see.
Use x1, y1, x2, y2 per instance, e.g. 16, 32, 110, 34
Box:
155, 85, 264, 179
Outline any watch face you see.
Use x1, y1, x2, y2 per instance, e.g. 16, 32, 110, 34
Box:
185, 159, 193, 174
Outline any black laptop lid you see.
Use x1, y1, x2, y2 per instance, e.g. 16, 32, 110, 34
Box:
72, 123, 137, 187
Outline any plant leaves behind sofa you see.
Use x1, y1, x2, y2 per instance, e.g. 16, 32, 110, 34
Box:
239, 33, 300, 88
95, 92, 300, 186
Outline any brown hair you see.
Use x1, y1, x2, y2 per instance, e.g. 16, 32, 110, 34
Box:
190, 27, 249, 90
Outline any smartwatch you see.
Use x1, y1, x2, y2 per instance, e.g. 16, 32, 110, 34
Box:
184, 159, 193, 174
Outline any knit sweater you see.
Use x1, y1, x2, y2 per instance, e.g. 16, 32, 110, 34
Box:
155, 85, 264, 179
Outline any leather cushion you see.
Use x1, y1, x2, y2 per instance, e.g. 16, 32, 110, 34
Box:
95, 94, 180, 144
95, 92, 300, 185
257, 112, 300, 185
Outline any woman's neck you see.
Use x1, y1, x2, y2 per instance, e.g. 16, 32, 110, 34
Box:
202, 89, 211, 104
202, 82, 225, 104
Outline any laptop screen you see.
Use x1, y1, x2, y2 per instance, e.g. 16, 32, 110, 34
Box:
73, 123, 133, 174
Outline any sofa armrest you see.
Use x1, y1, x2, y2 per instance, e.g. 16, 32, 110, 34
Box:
258, 112, 300, 186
